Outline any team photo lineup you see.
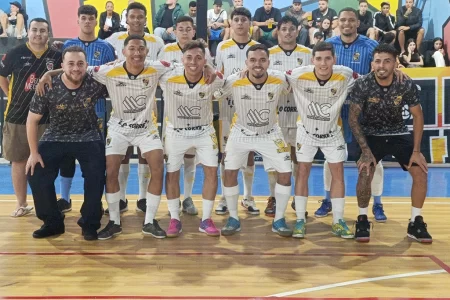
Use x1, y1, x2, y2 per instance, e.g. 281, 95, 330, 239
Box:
0, 0, 434, 244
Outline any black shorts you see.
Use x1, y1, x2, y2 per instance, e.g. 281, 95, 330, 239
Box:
356, 134, 414, 171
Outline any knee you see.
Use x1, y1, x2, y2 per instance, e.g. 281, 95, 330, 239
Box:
418, 28, 425, 34
277, 173, 291, 186
166, 171, 180, 183
204, 167, 218, 181
16, 13, 24, 22
105, 167, 119, 182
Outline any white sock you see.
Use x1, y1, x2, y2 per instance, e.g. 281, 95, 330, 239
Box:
183, 156, 196, 199
411, 206, 422, 221
220, 164, 226, 201
274, 183, 291, 221
223, 185, 239, 220
331, 198, 345, 224
118, 164, 130, 201
268, 171, 277, 197
359, 207, 369, 215
371, 162, 384, 196
202, 199, 214, 221
323, 161, 332, 192
168, 198, 180, 221
292, 163, 298, 181
145, 192, 161, 224
242, 164, 255, 199
138, 164, 150, 200
294, 196, 307, 221
106, 191, 121, 225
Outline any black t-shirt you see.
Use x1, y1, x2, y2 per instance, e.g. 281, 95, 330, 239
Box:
253, 7, 282, 32
349, 73, 420, 136
29, 74, 107, 142
0, 43, 62, 125
311, 8, 337, 27
160, 8, 174, 29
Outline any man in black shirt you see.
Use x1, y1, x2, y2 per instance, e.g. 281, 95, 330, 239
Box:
26, 46, 107, 240
373, 2, 396, 44
348, 44, 432, 244
396, 0, 424, 54
154, 0, 184, 42
252, 0, 282, 47
310, 0, 337, 41
357, 0, 375, 39
0, 18, 61, 218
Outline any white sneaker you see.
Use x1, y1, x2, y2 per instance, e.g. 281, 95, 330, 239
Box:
215, 198, 228, 215
241, 197, 260, 215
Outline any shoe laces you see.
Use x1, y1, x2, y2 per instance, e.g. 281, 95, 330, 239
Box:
267, 197, 276, 206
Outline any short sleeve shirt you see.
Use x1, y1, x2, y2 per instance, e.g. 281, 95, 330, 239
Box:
29, 74, 107, 142
349, 73, 420, 136
253, 7, 282, 32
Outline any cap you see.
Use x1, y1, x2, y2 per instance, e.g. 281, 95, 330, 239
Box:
10, 1, 22, 9
314, 32, 324, 39
381, 1, 390, 7
213, 0, 223, 5
293, 0, 302, 3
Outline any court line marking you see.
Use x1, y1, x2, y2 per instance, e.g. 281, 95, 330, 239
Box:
267, 269, 447, 297
2, 297, 450, 300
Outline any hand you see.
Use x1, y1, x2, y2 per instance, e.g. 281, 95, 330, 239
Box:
439, 49, 445, 55
408, 151, 428, 173
398, 26, 407, 31
35, 73, 53, 96
357, 150, 376, 176
103, 25, 110, 31
166, 27, 174, 34
394, 68, 410, 82
239, 67, 248, 79
26, 153, 45, 176
406, 7, 412, 14
51, 40, 64, 51
203, 65, 217, 84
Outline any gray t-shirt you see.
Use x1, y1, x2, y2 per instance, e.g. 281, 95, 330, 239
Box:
29, 74, 107, 142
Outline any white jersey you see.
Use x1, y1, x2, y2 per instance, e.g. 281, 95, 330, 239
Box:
215, 39, 259, 121
159, 67, 224, 136
269, 44, 313, 128
217, 70, 289, 136
90, 60, 173, 135
106, 32, 164, 60
157, 42, 214, 66
286, 65, 355, 146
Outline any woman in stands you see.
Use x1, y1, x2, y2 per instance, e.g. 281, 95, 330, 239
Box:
401, 38, 423, 68
313, 17, 334, 40
98, 1, 121, 39
424, 37, 449, 67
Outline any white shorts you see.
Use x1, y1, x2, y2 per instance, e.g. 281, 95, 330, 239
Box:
165, 130, 219, 172
106, 129, 163, 157
296, 144, 347, 163
281, 127, 297, 148
224, 130, 292, 173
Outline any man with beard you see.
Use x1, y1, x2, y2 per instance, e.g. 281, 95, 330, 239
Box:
349, 43, 432, 243
26, 46, 106, 241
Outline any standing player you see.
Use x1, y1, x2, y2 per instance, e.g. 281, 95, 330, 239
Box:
56, 5, 116, 213
106, 2, 164, 214
348, 44, 432, 243
214, 7, 259, 215
157, 16, 213, 216
264, 15, 312, 217
286, 42, 355, 239
217, 44, 293, 237
316, 7, 386, 222
160, 41, 223, 237
0, 18, 61, 218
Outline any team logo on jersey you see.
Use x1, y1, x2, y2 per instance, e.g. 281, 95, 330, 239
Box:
106, 137, 112, 146
297, 143, 301, 151
94, 51, 101, 59
353, 52, 360, 61
46, 59, 55, 71
273, 139, 289, 153
56, 104, 67, 110
368, 97, 380, 103
274, 60, 282, 65
330, 88, 337, 96
227, 54, 236, 59
177, 105, 201, 119
199, 92, 205, 98
174, 90, 183, 96
268, 92, 274, 101
116, 81, 127, 87
337, 145, 346, 150
83, 98, 92, 107
247, 109, 270, 127
297, 58, 303, 65
304, 88, 314, 94
307, 102, 331, 121
122, 95, 146, 113
241, 94, 251, 100
171, 59, 179, 64
210, 133, 218, 150
142, 78, 149, 87
284, 154, 291, 161
24, 62, 31, 67
393, 95, 403, 106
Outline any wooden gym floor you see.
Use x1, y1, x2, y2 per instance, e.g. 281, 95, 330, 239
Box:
0, 195, 449, 300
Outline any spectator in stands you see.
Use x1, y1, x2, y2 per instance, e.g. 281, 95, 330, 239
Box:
207, 0, 229, 42
308, 31, 323, 49
284, 0, 311, 46
396, 0, 424, 54
373, 2, 396, 44
0, 9, 5, 35
0, 1, 27, 39
357, 0, 375, 39
98, 1, 121, 39
228, 0, 244, 39
119, 0, 150, 33
310, 0, 337, 41
312, 17, 334, 40
252, 0, 282, 47
401, 38, 423, 67
186, 1, 197, 26
424, 37, 449, 67
154, 0, 184, 42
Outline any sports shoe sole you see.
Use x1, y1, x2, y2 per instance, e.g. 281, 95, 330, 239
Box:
374, 218, 387, 223
142, 230, 167, 239
98, 230, 122, 240
167, 229, 182, 238
221, 227, 241, 236
199, 228, 221, 237
182, 208, 198, 215
355, 236, 370, 243
292, 233, 305, 239
215, 209, 228, 215
136, 207, 145, 213
271, 228, 292, 237
61, 208, 72, 213
332, 232, 354, 239
314, 212, 331, 218
407, 234, 433, 244
265, 212, 275, 217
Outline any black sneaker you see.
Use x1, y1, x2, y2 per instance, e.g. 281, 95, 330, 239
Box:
98, 221, 122, 240
57, 198, 72, 213
105, 199, 128, 215
354, 214, 371, 242
82, 229, 98, 241
142, 219, 166, 238
407, 216, 433, 243
136, 198, 146, 212
33, 224, 65, 238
